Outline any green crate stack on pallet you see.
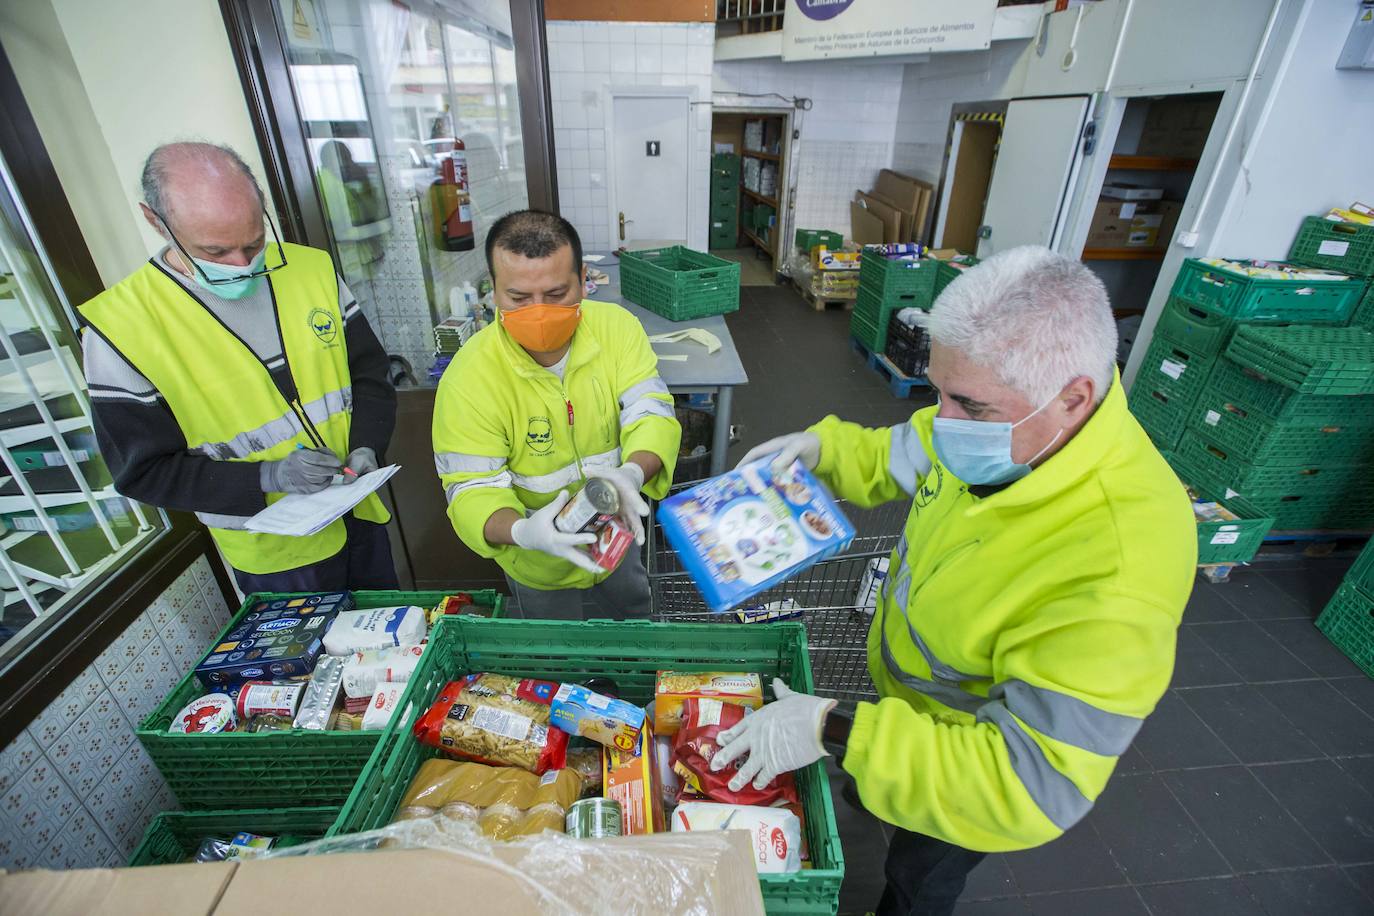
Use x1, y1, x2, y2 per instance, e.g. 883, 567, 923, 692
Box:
931, 252, 979, 298
1315, 538, 1374, 677
709, 153, 739, 249
795, 228, 842, 253
1127, 257, 1368, 450
851, 252, 937, 354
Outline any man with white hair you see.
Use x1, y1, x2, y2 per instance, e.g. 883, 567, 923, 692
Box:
714, 246, 1195, 914
79, 141, 398, 592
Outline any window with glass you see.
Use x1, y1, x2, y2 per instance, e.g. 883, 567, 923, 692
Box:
0, 151, 167, 659
273, 0, 530, 380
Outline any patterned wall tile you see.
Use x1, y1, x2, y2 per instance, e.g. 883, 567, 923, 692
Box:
29, 668, 102, 751
48, 809, 115, 872
0, 729, 40, 797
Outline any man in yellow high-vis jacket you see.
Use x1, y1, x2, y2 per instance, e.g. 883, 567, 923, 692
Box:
433, 210, 680, 618
716, 247, 1195, 915
80, 142, 397, 593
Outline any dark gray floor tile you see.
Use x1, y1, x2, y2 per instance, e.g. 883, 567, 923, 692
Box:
1088, 773, 1230, 883
1220, 571, 1314, 620
1258, 567, 1346, 618
1259, 618, 1368, 677
952, 899, 1030, 916
1022, 886, 1146, 916
1163, 766, 1329, 871
1177, 684, 1323, 764
1171, 626, 1246, 688
1191, 620, 1316, 682
1251, 760, 1374, 864
1185, 579, 1248, 622
1342, 864, 1374, 903
1257, 680, 1374, 757
828, 764, 889, 915
1335, 754, 1374, 793
1115, 741, 1152, 775
1135, 877, 1264, 916
1133, 689, 1238, 770
1002, 821, 1124, 895
962, 855, 1018, 901
1328, 676, 1374, 716
1243, 866, 1374, 916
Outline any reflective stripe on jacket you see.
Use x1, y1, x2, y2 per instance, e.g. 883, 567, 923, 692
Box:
432, 299, 681, 589
811, 375, 1195, 852
79, 242, 388, 574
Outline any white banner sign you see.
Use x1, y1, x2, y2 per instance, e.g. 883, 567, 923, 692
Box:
782, 0, 998, 61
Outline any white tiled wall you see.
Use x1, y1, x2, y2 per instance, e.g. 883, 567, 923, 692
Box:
713, 58, 906, 244
546, 21, 716, 252
0, 555, 232, 871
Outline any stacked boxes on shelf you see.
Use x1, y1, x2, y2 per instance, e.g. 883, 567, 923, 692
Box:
851, 247, 937, 355
709, 153, 740, 250
1128, 257, 1366, 451
1316, 538, 1374, 677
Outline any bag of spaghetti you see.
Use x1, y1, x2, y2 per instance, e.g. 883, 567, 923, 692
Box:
412, 673, 568, 774
390, 757, 582, 840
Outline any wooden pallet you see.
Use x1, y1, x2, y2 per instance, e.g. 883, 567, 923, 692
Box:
795, 278, 856, 312
850, 337, 930, 398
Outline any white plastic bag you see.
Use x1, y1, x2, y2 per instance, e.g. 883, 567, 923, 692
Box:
341, 644, 425, 698
670, 802, 802, 874
324, 605, 427, 655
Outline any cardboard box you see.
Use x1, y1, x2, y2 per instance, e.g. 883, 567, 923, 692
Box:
855, 191, 902, 243
1086, 200, 1182, 249
604, 720, 666, 834
0, 841, 765, 915
851, 197, 886, 246
550, 682, 645, 753
873, 169, 934, 242
654, 671, 765, 736
1137, 95, 1221, 158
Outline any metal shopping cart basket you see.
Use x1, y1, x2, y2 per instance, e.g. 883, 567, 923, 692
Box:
646, 481, 908, 702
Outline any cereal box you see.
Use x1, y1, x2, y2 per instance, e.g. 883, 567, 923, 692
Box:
550, 683, 646, 754
656, 458, 855, 612
603, 720, 665, 835
654, 671, 763, 737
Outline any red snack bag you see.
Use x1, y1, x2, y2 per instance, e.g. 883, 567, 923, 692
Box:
671, 696, 799, 807
413, 673, 568, 774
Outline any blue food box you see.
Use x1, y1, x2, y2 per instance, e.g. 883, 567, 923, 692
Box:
657, 459, 855, 612
194, 591, 353, 690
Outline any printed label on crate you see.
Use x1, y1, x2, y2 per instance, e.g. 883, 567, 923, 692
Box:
1210, 531, 1241, 545
1160, 359, 1186, 380
1205, 410, 1221, 426
1224, 488, 1239, 499
1317, 240, 1350, 257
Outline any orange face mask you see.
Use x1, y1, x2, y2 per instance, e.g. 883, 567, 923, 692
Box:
499, 302, 583, 352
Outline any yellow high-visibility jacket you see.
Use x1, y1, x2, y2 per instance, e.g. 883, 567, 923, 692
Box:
812, 377, 1194, 852
433, 300, 681, 589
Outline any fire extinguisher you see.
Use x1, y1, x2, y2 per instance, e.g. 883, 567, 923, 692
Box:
431, 138, 475, 252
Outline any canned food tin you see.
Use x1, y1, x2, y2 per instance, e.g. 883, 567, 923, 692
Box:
236, 681, 305, 720
555, 478, 621, 534
565, 797, 623, 839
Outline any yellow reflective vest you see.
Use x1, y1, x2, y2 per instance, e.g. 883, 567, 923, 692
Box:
79, 243, 388, 574
433, 299, 681, 589
811, 377, 1195, 852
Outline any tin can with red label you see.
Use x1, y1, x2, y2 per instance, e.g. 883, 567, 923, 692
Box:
236, 681, 305, 720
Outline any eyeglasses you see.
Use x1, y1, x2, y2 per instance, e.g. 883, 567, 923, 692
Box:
153, 207, 290, 285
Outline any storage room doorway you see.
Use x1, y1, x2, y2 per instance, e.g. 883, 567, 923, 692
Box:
607, 89, 692, 250
931, 109, 1004, 254
710, 110, 789, 286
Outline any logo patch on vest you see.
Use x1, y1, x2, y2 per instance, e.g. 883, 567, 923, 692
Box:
915, 463, 944, 509
308, 308, 338, 344
526, 416, 553, 455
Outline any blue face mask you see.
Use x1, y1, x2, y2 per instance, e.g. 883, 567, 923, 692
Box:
189, 248, 266, 300
931, 395, 1063, 486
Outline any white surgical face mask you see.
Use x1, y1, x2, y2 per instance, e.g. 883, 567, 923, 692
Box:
931, 395, 1062, 485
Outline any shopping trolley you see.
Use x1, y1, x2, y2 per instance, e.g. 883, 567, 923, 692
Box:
646, 482, 908, 702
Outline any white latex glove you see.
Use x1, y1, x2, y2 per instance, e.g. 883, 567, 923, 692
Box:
510, 490, 603, 574
709, 678, 837, 791
589, 463, 650, 545
735, 431, 822, 474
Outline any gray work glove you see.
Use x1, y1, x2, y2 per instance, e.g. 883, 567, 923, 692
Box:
259, 448, 342, 494
343, 447, 379, 481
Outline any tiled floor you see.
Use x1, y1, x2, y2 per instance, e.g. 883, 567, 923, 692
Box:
722, 283, 1374, 915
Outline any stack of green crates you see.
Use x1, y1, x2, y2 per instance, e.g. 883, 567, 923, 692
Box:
1316, 539, 1374, 677
1289, 215, 1374, 278
710, 153, 739, 249
129, 806, 340, 866
932, 253, 979, 298
851, 253, 937, 354
1128, 257, 1368, 451
795, 228, 842, 254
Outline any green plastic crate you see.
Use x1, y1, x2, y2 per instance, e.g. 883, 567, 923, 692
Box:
619, 246, 741, 321
858, 252, 938, 299
1289, 215, 1374, 277
795, 229, 843, 253
330, 617, 844, 916
709, 230, 739, 250
129, 805, 339, 866
1136, 335, 1219, 405
710, 197, 738, 217
1350, 285, 1374, 331
1170, 257, 1367, 321
1347, 538, 1374, 595
1216, 488, 1374, 531
1194, 495, 1273, 565
1190, 390, 1374, 467
137, 589, 504, 809
1128, 384, 1195, 450
1175, 431, 1362, 500
1316, 582, 1374, 677
1224, 325, 1374, 395
711, 152, 741, 174
851, 314, 884, 355
1154, 295, 1235, 354
932, 255, 979, 297
1206, 358, 1374, 426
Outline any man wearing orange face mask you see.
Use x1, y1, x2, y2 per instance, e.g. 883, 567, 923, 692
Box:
433, 210, 681, 618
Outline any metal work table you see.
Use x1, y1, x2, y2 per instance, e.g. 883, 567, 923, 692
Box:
587, 253, 748, 476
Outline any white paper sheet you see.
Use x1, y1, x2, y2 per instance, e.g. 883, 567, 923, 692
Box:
245, 465, 400, 536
